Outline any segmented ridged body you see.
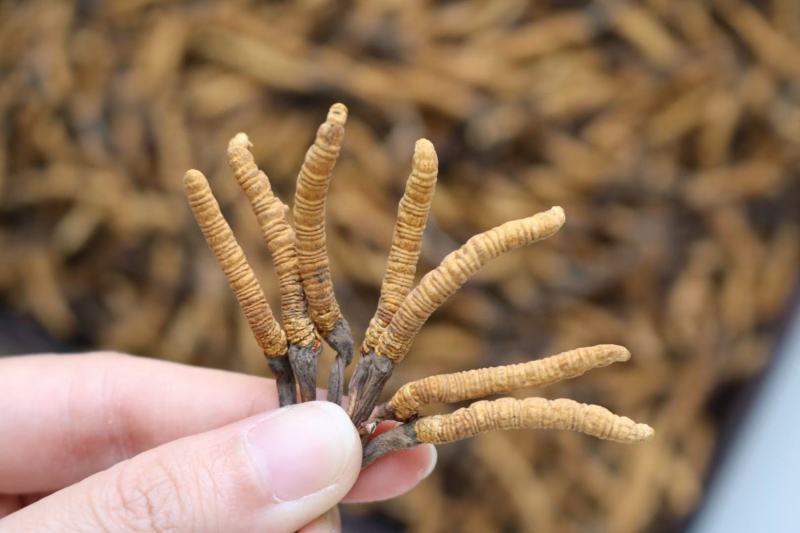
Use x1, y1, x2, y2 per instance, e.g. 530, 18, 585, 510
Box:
228, 137, 316, 346
376, 206, 566, 362
362, 138, 438, 353
389, 344, 630, 419
414, 397, 654, 444
183, 169, 287, 357
294, 103, 347, 335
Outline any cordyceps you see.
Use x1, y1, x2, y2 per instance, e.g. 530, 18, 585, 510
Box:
181, 103, 654, 467
293, 103, 352, 404
227, 133, 321, 403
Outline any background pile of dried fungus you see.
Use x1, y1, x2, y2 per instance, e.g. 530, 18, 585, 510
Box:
1, 1, 799, 532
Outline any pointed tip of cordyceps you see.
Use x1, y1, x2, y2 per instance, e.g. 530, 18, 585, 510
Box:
635, 423, 655, 441
228, 132, 252, 152
531, 206, 566, 238
550, 205, 566, 224
415, 137, 435, 155
327, 102, 348, 125
601, 344, 631, 363
183, 169, 208, 191
413, 138, 438, 173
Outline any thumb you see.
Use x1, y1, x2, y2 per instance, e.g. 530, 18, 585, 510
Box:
2, 401, 361, 533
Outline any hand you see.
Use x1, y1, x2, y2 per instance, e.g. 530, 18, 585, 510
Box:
0, 353, 436, 532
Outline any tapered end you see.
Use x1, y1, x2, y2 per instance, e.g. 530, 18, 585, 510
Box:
600, 344, 631, 363
327, 103, 348, 125
532, 206, 566, 239
549, 205, 566, 225
228, 132, 252, 152
633, 423, 655, 441
183, 169, 208, 192
413, 138, 438, 173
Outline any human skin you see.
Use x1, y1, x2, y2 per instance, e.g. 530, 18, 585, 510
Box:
0, 353, 436, 532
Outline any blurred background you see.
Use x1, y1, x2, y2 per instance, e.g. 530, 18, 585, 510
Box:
1, 0, 799, 531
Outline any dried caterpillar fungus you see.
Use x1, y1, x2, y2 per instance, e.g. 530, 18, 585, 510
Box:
183, 169, 286, 357
293, 103, 353, 403
377, 206, 566, 364
380, 344, 631, 421
227, 134, 316, 347
227, 134, 320, 401
182, 169, 296, 405
181, 104, 653, 470
363, 398, 654, 466
294, 103, 348, 336
416, 397, 654, 445
348, 206, 566, 426
362, 138, 438, 355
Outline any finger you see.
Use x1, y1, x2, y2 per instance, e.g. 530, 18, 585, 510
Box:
0, 353, 437, 500
1, 402, 361, 533
0, 496, 21, 518
299, 506, 341, 533
345, 443, 436, 503
0, 353, 279, 493
343, 420, 436, 503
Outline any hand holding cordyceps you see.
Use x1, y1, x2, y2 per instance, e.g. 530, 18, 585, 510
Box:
0, 353, 437, 533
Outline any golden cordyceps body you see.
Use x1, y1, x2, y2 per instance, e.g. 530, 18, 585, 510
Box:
375, 206, 566, 363
183, 169, 297, 406
414, 397, 654, 445
227, 134, 320, 402
294, 103, 348, 337
227, 134, 316, 348
293, 103, 354, 403
182, 169, 286, 358
182, 105, 654, 468
348, 205, 567, 428
387, 344, 631, 420
362, 138, 438, 354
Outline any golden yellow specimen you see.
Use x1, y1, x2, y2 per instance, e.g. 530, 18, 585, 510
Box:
381, 344, 631, 421
415, 398, 654, 445
183, 169, 296, 405
227, 134, 320, 401
181, 102, 654, 468
347, 206, 567, 427
227, 134, 316, 349
293, 103, 353, 402
294, 103, 348, 337
376, 207, 565, 364
362, 138, 438, 354
362, 344, 651, 466
183, 169, 286, 357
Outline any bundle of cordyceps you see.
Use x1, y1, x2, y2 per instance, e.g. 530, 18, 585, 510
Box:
183, 103, 653, 465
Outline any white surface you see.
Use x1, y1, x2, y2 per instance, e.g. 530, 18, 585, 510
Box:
691, 306, 800, 533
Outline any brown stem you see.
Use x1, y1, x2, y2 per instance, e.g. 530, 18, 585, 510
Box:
383, 344, 630, 421
362, 422, 420, 468
267, 356, 297, 406
327, 355, 345, 404
288, 342, 322, 402
346, 351, 395, 427
324, 317, 353, 405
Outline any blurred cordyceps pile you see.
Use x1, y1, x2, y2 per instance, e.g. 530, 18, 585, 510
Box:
2, 1, 800, 531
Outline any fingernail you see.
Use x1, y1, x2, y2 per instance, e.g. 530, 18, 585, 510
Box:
246, 401, 358, 502
417, 444, 437, 481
